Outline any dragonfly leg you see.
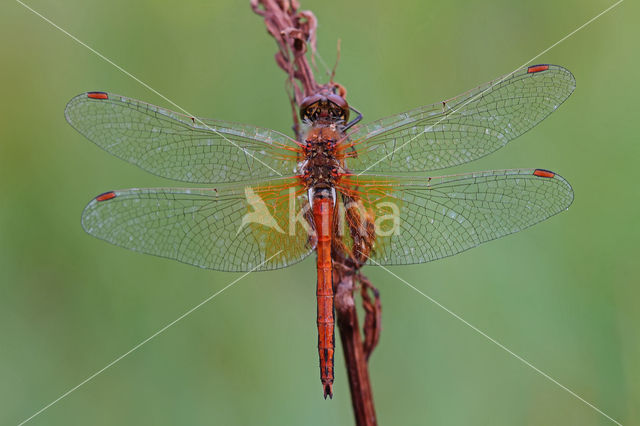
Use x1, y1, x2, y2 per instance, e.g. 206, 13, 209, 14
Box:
343, 105, 363, 131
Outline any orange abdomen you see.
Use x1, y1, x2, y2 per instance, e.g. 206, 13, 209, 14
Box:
313, 196, 335, 399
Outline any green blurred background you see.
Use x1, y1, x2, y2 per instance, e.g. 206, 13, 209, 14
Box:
1, 0, 637, 424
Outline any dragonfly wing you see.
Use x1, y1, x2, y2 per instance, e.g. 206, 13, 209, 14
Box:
337, 169, 573, 265
65, 92, 300, 183
82, 179, 314, 271
344, 65, 575, 173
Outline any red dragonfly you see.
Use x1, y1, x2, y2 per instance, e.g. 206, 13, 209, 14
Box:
66, 64, 575, 398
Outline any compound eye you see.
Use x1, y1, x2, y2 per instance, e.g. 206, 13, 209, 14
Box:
327, 94, 349, 122
304, 104, 319, 121
299, 94, 323, 120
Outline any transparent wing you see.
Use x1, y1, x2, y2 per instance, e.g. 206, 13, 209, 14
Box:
343, 65, 575, 173
65, 92, 301, 183
336, 169, 573, 265
81, 178, 315, 271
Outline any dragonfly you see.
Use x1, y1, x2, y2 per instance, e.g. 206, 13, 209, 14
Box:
65, 64, 575, 399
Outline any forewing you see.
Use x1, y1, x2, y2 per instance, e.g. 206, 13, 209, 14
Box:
65, 92, 300, 183
337, 169, 573, 265
344, 65, 575, 173
82, 179, 314, 271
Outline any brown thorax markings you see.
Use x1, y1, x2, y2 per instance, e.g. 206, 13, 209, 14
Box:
299, 125, 343, 189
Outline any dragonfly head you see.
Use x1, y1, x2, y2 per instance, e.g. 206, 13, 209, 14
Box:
300, 91, 349, 125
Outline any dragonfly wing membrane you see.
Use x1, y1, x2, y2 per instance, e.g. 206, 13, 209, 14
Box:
339, 169, 573, 265
82, 179, 314, 271
345, 65, 575, 173
66, 92, 299, 183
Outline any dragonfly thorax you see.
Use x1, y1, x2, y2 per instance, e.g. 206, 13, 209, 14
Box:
299, 126, 343, 189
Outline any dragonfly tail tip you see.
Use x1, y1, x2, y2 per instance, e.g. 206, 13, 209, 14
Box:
323, 383, 333, 399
